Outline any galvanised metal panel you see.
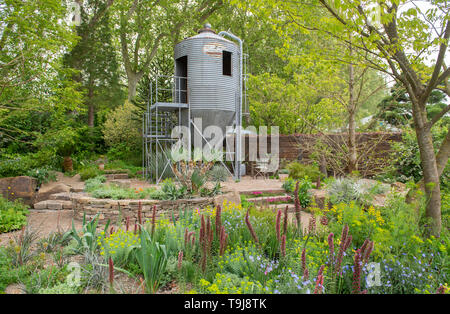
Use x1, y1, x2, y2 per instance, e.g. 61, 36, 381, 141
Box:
174, 28, 240, 130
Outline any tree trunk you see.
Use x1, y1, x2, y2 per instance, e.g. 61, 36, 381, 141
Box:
87, 85, 95, 128
88, 103, 94, 128
413, 106, 442, 237
347, 57, 357, 174
127, 71, 143, 101
348, 110, 357, 173
407, 127, 449, 226
435, 128, 450, 176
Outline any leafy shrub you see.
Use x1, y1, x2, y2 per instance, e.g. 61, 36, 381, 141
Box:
79, 165, 103, 181
0, 154, 37, 178
0, 196, 29, 233
106, 143, 142, 167
4, 226, 39, 266
103, 101, 141, 164
326, 177, 372, 205
84, 175, 107, 192
207, 165, 230, 182
23, 265, 71, 294
26, 167, 57, 186
38, 281, 78, 294
282, 177, 295, 193
99, 229, 140, 267
218, 243, 278, 285
296, 177, 313, 208
199, 272, 270, 294
104, 160, 142, 178
103, 101, 141, 148
387, 125, 449, 188
63, 213, 110, 254
286, 162, 323, 182
161, 178, 187, 200
283, 176, 313, 209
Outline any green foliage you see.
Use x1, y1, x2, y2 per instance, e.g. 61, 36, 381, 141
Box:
38, 281, 78, 294
199, 272, 270, 294
23, 265, 71, 294
104, 160, 142, 178
103, 101, 141, 151
4, 226, 39, 267
99, 229, 140, 268
26, 167, 57, 186
84, 175, 187, 200
248, 73, 344, 134
286, 162, 323, 182
326, 177, 378, 205
386, 125, 449, 188
374, 85, 449, 128
296, 177, 313, 208
134, 229, 168, 293
0, 0, 81, 153
84, 175, 107, 192
160, 178, 187, 200
0, 196, 29, 234
63, 213, 110, 254
79, 166, 104, 181
283, 176, 313, 208
0, 154, 38, 178
207, 165, 230, 182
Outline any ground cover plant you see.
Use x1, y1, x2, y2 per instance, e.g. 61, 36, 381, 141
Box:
0, 196, 29, 234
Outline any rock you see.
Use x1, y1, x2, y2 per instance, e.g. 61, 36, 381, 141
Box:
33, 201, 48, 210
5, 284, 26, 294
61, 200, 73, 209
36, 182, 71, 203
113, 173, 129, 180
0, 176, 37, 206
213, 191, 241, 207
46, 200, 63, 210
49, 192, 72, 201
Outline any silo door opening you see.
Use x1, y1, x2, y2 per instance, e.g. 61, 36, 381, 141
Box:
175, 56, 188, 103
223, 51, 232, 76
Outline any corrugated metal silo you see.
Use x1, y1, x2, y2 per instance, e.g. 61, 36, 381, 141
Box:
174, 24, 240, 132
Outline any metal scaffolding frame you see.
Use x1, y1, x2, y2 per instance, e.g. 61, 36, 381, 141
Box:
143, 75, 190, 184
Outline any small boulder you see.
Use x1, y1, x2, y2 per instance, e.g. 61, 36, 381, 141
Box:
0, 176, 37, 206
36, 182, 71, 203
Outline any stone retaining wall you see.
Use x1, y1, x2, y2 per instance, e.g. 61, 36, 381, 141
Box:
74, 197, 215, 224
34, 191, 241, 225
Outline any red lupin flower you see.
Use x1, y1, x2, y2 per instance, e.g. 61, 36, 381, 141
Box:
276, 210, 282, 242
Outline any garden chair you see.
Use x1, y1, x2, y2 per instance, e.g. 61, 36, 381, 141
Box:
253, 154, 279, 179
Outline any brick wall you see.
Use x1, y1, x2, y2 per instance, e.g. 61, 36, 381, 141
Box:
242, 132, 403, 177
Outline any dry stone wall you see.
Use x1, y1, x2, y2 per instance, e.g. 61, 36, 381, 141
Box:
33, 191, 241, 225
